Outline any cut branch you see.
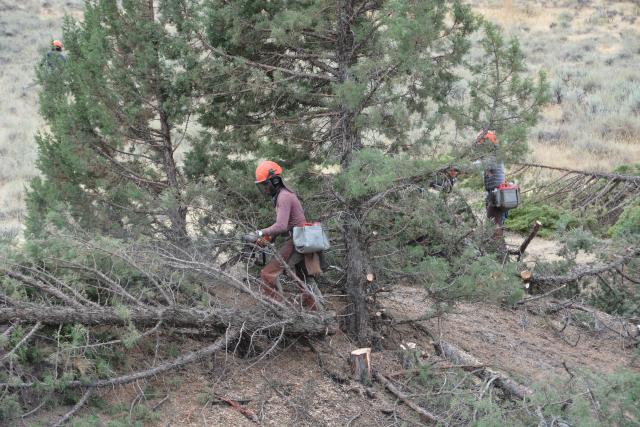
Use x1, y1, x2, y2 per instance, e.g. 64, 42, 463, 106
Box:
517, 220, 542, 261
51, 387, 93, 427
4, 270, 84, 308
405, 320, 533, 401
0, 321, 42, 363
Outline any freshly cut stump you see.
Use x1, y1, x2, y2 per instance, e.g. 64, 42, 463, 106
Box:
350, 348, 372, 385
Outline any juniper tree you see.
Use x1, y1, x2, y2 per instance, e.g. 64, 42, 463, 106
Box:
189, 0, 548, 342
26, 0, 548, 344
448, 21, 549, 164
28, 0, 202, 243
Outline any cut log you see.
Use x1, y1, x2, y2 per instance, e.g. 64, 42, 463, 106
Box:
434, 340, 533, 400
0, 303, 337, 337
350, 348, 372, 385
517, 220, 542, 261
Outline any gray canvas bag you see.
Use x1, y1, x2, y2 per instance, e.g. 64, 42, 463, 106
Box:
292, 223, 330, 254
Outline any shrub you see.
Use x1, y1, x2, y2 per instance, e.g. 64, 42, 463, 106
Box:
613, 163, 640, 176
505, 203, 580, 238
608, 202, 640, 239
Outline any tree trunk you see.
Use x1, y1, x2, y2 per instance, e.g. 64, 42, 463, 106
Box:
343, 217, 370, 343
148, 0, 189, 244
528, 249, 639, 287
0, 304, 337, 337
336, 0, 370, 344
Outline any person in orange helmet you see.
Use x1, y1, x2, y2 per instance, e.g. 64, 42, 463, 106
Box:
250, 160, 317, 309
45, 39, 66, 68
476, 129, 508, 237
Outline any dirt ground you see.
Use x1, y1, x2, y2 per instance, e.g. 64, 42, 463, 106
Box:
381, 286, 638, 385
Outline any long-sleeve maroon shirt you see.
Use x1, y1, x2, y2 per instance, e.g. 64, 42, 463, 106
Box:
260, 188, 307, 237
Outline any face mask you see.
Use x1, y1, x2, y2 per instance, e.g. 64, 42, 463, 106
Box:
256, 181, 272, 197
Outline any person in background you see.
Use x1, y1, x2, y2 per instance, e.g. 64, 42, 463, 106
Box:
476, 130, 508, 238
45, 40, 66, 68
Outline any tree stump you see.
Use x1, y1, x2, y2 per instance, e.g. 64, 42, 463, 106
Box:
350, 348, 372, 385
401, 342, 419, 369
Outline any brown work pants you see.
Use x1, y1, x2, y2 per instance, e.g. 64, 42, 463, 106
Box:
487, 204, 506, 239
260, 240, 317, 310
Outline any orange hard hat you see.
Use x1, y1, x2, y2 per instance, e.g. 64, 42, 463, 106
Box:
255, 160, 283, 183
476, 129, 497, 144
52, 40, 63, 49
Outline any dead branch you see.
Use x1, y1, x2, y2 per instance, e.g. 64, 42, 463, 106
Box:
215, 394, 260, 424
51, 387, 93, 427
374, 371, 445, 425
4, 270, 84, 308
0, 321, 42, 363
511, 162, 640, 223
514, 163, 640, 185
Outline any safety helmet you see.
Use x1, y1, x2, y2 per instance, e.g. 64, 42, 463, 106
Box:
52, 40, 63, 49
476, 129, 497, 145
255, 160, 283, 183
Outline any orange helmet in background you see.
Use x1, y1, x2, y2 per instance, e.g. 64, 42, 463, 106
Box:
52, 40, 63, 49
255, 160, 283, 183
476, 129, 497, 145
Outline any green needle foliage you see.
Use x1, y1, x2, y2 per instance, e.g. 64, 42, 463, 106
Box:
23, 0, 549, 343
28, 0, 203, 243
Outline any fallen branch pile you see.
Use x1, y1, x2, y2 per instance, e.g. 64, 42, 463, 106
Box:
511, 162, 640, 222
0, 236, 337, 422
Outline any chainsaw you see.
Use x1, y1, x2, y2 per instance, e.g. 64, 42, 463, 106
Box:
219, 234, 268, 271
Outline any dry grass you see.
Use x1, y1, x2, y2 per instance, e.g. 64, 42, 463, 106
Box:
0, 0, 82, 238
474, 0, 640, 171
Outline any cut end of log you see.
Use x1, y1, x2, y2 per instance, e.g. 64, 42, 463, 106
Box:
351, 348, 371, 357
366, 273, 375, 282
520, 270, 532, 282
